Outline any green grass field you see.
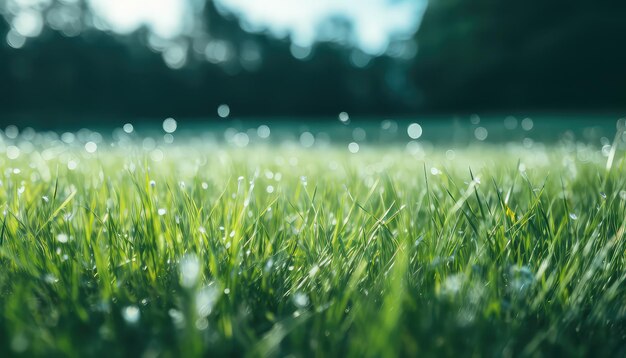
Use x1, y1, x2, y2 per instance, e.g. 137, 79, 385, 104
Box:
0, 125, 625, 357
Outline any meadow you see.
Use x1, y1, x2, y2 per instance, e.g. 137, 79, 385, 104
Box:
0, 120, 625, 357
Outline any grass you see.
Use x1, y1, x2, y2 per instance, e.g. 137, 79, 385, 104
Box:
0, 126, 625, 357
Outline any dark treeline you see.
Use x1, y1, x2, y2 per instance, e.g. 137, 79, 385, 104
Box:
1, 0, 625, 127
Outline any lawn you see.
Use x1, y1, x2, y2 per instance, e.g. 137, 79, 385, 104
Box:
0, 125, 625, 357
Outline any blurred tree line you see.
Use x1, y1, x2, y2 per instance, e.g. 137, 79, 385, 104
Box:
1, 0, 625, 127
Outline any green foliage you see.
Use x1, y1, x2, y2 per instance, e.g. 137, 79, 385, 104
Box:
0, 139, 625, 357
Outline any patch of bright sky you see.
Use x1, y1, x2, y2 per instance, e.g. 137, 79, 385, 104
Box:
216, 0, 427, 55
86, 0, 426, 55
87, 0, 193, 39
5, 0, 428, 56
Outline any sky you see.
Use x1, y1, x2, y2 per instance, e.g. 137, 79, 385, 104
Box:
215, 0, 427, 55
88, 0, 194, 39
86, 0, 427, 56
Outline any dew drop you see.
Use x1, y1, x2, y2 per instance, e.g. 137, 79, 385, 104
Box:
293, 292, 309, 308
474, 127, 488, 141
85, 141, 97, 153
407, 123, 423, 139
338, 112, 349, 123
217, 104, 231, 118
56, 233, 69, 244
162, 117, 178, 133
257, 124, 271, 138
122, 305, 140, 324
180, 254, 200, 288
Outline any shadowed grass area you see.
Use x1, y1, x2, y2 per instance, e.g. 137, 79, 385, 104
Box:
0, 134, 625, 357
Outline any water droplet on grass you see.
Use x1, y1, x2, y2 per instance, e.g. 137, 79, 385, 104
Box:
162, 118, 177, 133
44, 274, 58, 284
7, 146, 20, 160
299, 132, 315, 148
233, 132, 249, 147
352, 127, 366, 141
293, 292, 309, 308
474, 127, 488, 141
169, 308, 185, 328
504, 116, 518, 129
5, 125, 19, 139
407, 123, 422, 139
442, 274, 462, 295
122, 305, 140, 324
195, 318, 209, 330
56, 233, 69, 243
217, 104, 230, 118
521, 118, 534, 131
85, 141, 97, 153
257, 124, 270, 138
196, 284, 220, 317
569, 213, 578, 220
180, 254, 200, 288
510, 265, 535, 293
61, 132, 74, 143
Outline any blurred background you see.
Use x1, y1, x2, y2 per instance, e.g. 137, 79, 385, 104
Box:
1, 0, 625, 128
